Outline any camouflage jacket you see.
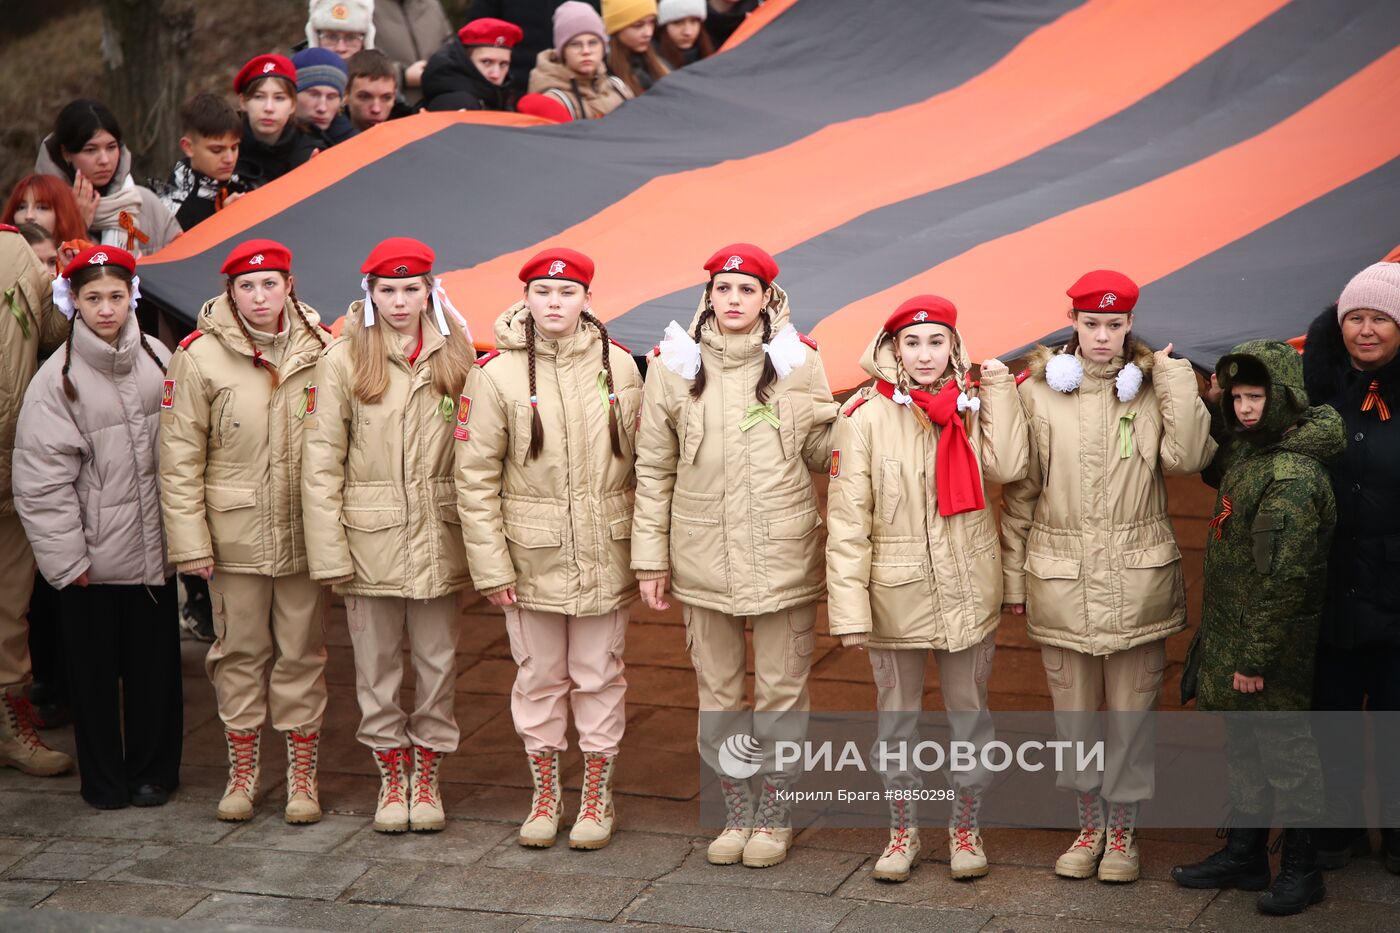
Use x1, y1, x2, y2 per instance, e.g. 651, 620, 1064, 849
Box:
1183, 341, 1344, 711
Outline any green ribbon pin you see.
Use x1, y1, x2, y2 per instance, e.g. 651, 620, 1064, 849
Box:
1118, 410, 1137, 459
5, 287, 29, 340
740, 403, 781, 432
596, 369, 613, 409
438, 394, 456, 423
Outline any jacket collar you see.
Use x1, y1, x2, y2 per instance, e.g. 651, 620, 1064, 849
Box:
197, 293, 324, 368
71, 313, 142, 376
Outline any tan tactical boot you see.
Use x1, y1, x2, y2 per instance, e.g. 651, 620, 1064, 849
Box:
519, 751, 562, 847
217, 729, 260, 821
1098, 801, 1141, 883
569, 751, 616, 850
743, 779, 793, 868
948, 789, 989, 879
872, 797, 920, 882
0, 692, 73, 776
409, 746, 446, 832
707, 778, 753, 865
1055, 791, 1106, 879
372, 748, 410, 833
283, 730, 321, 824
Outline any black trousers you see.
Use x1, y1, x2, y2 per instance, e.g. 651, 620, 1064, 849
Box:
1313, 641, 1400, 827
27, 573, 67, 705
60, 579, 183, 807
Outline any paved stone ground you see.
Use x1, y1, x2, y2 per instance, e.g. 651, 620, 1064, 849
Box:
1, 477, 1395, 931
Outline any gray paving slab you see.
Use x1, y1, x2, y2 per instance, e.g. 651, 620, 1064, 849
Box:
0, 880, 60, 908
958, 864, 1216, 928
34, 881, 207, 918
347, 862, 645, 921
0, 835, 44, 874
112, 845, 371, 900
182, 890, 526, 932
659, 838, 866, 895
485, 830, 693, 880
1188, 888, 1396, 932
7, 839, 143, 881
832, 901, 993, 933
627, 881, 857, 933
220, 812, 367, 854
0, 793, 235, 845
332, 818, 515, 865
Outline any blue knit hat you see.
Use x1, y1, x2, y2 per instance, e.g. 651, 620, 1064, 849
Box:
291, 47, 348, 95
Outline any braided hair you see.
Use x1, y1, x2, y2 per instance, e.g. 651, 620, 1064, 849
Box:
286, 280, 328, 350
689, 280, 779, 404
524, 313, 545, 460
62, 264, 165, 401
224, 279, 279, 388
580, 310, 623, 458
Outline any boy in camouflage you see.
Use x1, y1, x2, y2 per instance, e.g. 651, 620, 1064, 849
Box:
1174, 340, 1344, 916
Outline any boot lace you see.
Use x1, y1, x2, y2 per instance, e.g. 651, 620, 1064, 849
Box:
375, 748, 407, 806
529, 753, 558, 821
886, 799, 911, 855
720, 779, 749, 830
287, 731, 318, 798
578, 755, 608, 822
412, 747, 441, 805
753, 781, 787, 835
1106, 803, 1132, 855
1073, 791, 1102, 850
952, 792, 978, 854
226, 730, 259, 794
3, 695, 46, 753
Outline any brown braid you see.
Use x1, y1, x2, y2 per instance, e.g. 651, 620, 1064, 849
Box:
688, 291, 715, 400
225, 280, 280, 388
286, 281, 327, 348
525, 314, 544, 460
755, 310, 777, 404
61, 320, 78, 401
138, 334, 166, 374
580, 310, 623, 458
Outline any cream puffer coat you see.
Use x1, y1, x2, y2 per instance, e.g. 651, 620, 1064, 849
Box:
826, 328, 1028, 651
632, 286, 839, 614
13, 314, 171, 588
455, 304, 643, 615
301, 302, 471, 598
995, 342, 1216, 655
160, 294, 329, 575
1, 230, 68, 517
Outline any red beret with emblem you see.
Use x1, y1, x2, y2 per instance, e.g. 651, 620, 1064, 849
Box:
221, 239, 292, 277
1067, 269, 1138, 314
459, 17, 524, 48
883, 295, 957, 335
61, 245, 136, 280
361, 237, 435, 278
235, 54, 297, 95
518, 247, 594, 287
704, 243, 778, 285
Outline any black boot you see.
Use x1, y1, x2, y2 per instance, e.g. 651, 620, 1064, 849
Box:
1315, 826, 1370, 870
1383, 829, 1400, 875
1171, 827, 1270, 890
1257, 829, 1326, 915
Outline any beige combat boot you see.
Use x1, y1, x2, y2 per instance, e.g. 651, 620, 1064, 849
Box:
217, 729, 260, 821
743, 779, 793, 868
283, 730, 321, 824
949, 789, 989, 880
0, 692, 73, 776
519, 751, 562, 847
372, 748, 410, 833
1098, 800, 1141, 883
409, 746, 446, 832
569, 751, 616, 850
1055, 790, 1107, 879
707, 778, 753, 865
872, 797, 921, 882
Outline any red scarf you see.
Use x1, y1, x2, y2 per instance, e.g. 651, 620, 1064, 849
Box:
876, 379, 985, 516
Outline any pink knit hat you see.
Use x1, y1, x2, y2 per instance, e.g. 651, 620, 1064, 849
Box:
1338, 261, 1400, 325
554, 1, 608, 53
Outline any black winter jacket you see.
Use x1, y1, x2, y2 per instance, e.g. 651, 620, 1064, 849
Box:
422, 39, 519, 112
236, 116, 318, 189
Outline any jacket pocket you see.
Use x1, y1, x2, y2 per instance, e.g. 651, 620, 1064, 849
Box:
879, 458, 903, 525
762, 504, 824, 596
679, 400, 705, 465
1026, 552, 1081, 580
1251, 512, 1278, 574
1132, 410, 1162, 464
211, 390, 236, 449
1033, 416, 1052, 477
205, 484, 262, 567
1120, 538, 1184, 629
432, 476, 467, 577
670, 489, 728, 594
778, 394, 797, 461
511, 403, 533, 466
341, 483, 407, 588
785, 608, 815, 677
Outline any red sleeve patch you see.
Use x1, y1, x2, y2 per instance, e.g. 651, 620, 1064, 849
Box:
475, 349, 502, 367
830, 449, 840, 478
456, 394, 472, 424
798, 333, 818, 350
161, 379, 176, 409
305, 385, 317, 415
178, 330, 204, 350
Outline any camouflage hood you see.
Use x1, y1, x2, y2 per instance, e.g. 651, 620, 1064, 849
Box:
1217, 339, 1344, 458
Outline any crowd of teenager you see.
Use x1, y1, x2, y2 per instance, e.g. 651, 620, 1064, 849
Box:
0, 0, 1395, 922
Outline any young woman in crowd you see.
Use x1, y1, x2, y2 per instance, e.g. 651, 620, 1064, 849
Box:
656, 0, 714, 69
422, 18, 524, 113
457, 248, 643, 851
12, 246, 180, 810
4, 174, 91, 253
999, 271, 1214, 883
826, 295, 1027, 883
33, 102, 180, 256
233, 55, 318, 189
16, 224, 60, 280
604, 0, 670, 95
632, 243, 837, 869
159, 239, 332, 826
302, 238, 473, 834
529, 2, 633, 120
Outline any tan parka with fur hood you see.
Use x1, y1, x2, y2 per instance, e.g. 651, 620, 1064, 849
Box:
826, 327, 1028, 651
991, 342, 1216, 656
160, 293, 330, 576
455, 304, 643, 615
527, 49, 633, 119
631, 286, 839, 615
301, 302, 471, 598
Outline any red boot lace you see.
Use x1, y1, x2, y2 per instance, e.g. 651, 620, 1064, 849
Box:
887, 799, 910, 855
1106, 805, 1130, 855
753, 782, 783, 835
4, 695, 46, 752
720, 779, 749, 830
287, 731, 318, 798
578, 755, 608, 822
375, 748, 407, 806
227, 730, 258, 794
1073, 792, 1101, 849
412, 747, 441, 805
530, 753, 558, 820
952, 793, 978, 853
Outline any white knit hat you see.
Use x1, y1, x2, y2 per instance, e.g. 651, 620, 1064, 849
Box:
1338, 261, 1400, 325
658, 0, 707, 26
305, 0, 377, 51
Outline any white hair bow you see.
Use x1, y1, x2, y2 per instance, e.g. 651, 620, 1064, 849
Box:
658, 320, 702, 378
53, 273, 140, 320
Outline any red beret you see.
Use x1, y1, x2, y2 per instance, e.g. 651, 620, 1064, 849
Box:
517, 93, 572, 123
61, 245, 136, 280
221, 239, 292, 277
704, 243, 778, 284
459, 17, 524, 48
235, 54, 297, 95
519, 248, 594, 287
361, 237, 435, 278
884, 295, 957, 335
1067, 269, 1138, 313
